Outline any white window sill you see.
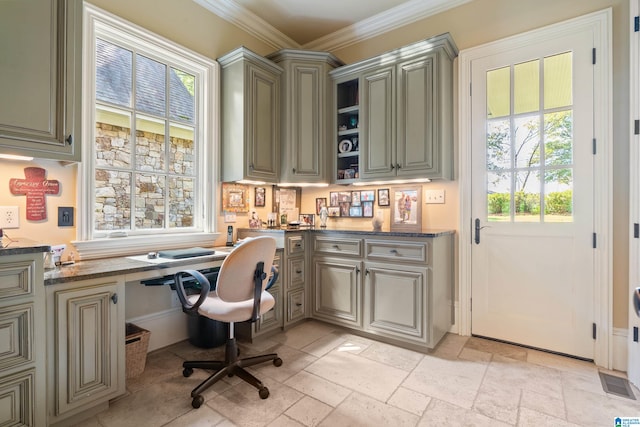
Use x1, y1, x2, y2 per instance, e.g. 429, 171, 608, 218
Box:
72, 232, 220, 260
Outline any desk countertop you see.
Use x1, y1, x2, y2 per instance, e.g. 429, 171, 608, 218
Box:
0, 238, 50, 256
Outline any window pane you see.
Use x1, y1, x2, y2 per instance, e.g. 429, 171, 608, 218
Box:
170, 124, 195, 175
169, 177, 194, 228
136, 116, 166, 172
487, 119, 510, 170
170, 68, 195, 123
515, 171, 540, 222
514, 59, 539, 114
544, 52, 572, 109
487, 67, 510, 118
135, 173, 165, 228
544, 169, 573, 222
96, 38, 132, 107
95, 169, 131, 231
136, 54, 166, 116
544, 110, 573, 166
488, 171, 511, 222
514, 115, 540, 168
95, 108, 131, 168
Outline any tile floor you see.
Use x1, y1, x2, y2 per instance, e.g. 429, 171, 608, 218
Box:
76, 320, 640, 427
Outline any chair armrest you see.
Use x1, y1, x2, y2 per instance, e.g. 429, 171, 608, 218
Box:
265, 265, 279, 290
251, 262, 266, 322
174, 270, 211, 316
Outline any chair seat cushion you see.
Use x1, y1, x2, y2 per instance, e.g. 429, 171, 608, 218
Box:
188, 291, 275, 323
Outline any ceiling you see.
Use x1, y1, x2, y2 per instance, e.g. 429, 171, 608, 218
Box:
193, 0, 472, 51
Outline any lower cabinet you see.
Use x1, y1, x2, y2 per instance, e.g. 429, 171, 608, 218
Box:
46, 277, 126, 425
312, 257, 362, 328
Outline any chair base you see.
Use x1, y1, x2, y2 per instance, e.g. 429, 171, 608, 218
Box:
183, 336, 282, 408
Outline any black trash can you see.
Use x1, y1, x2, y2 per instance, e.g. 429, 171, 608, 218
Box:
184, 268, 227, 348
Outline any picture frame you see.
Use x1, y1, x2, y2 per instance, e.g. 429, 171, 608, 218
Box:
378, 188, 390, 206
299, 214, 315, 227
350, 191, 361, 206
339, 202, 350, 217
361, 190, 375, 202
255, 187, 266, 207
222, 182, 249, 212
329, 192, 339, 207
327, 206, 340, 217
349, 205, 363, 217
337, 191, 352, 203
390, 187, 422, 232
362, 201, 374, 218
316, 197, 327, 215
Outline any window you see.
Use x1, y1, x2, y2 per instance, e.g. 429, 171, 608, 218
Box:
76, 5, 219, 259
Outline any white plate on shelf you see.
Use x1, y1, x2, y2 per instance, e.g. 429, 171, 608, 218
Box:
339, 139, 353, 153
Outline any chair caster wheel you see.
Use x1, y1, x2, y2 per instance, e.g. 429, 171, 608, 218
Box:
183, 368, 193, 377
259, 387, 269, 399
192, 395, 204, 408
273, 357, 283, 367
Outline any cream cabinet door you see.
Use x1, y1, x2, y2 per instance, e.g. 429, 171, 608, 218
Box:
312, 257, 362, 328
0, 0, 81, 161
52, 280, 125, 417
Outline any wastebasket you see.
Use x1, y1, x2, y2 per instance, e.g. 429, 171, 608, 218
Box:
125, 323, 150, 378
184, 268, 227, 348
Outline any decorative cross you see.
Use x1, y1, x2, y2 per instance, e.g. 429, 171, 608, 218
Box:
9, 167, 60, 221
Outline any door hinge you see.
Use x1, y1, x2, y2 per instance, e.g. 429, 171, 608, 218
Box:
592, 48, 596, 65
469, 82, 472, 97
635, 16, 639, 32
634, 326, 639, 342
592, 233, 597, 249
592, 138, 596, 155
635, 223, 639, 238
592, 323, 597, 339
635, 120, 640, 135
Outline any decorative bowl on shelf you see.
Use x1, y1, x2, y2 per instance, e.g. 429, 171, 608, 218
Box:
339, 139, 353, 153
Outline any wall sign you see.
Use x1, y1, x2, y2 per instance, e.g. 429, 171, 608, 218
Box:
9, 167, 60, 221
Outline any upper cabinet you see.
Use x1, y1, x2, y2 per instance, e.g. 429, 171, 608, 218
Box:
330, 33, 458, 183
0, 0, 82, 161
218, 47, 283, 183
267, 50, 343, 185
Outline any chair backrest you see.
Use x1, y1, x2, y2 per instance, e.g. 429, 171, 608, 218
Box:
215, 236, 276, 303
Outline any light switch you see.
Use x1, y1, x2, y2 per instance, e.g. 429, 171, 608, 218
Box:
425, 189, 445, 204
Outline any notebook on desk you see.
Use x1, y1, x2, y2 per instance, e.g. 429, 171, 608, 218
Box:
158, 247, 215, 259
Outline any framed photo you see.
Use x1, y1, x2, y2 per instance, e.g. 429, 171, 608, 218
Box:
329, 192, 339, 207
349, 205, 363, 217
361, 190, 375, 202
327, 206, 340, 217
316, 197, 327, 215
362, 201, 374, 217
255, 187, 266, 207
339, 202, 350, 217
222, 182, 249, 212
390, 187, 422, 232
351, 191, 361, 206
299, 214, 315, 227
378, 188, 390, 206
337, 191, 351, 203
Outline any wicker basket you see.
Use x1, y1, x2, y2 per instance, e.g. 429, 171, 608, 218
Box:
125, 323, 150, 379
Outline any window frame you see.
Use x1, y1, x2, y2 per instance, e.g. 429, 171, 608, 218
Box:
75, 4, 219, 259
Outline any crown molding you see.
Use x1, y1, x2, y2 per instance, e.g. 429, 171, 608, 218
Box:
193, 0, 300, 50
194, 0, 472, 52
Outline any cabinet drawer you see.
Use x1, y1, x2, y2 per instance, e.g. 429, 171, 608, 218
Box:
287, 257, 305, 289
0, 369, 35, 426
0, 303, 33, 371
287, 288, 305, 323
313, 236, 362, 257
286, 235, 305, 255
0, 260, 34, 300
365, 240, 429, 264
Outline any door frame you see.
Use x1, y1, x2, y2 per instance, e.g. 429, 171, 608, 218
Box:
458, 9, 613, 368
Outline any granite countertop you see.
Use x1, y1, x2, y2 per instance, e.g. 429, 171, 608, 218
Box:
44, 248, 231, 286
237, 227, 455, 238
0, 238, 51, 256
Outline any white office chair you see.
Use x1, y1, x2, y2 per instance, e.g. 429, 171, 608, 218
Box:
173, 236, 282, 408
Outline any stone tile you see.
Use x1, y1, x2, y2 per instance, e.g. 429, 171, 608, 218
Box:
284, 371, 351, 407
520, 389, 566, 420
207, 380, 303, 427
472, 380, 520, 425
359, 341, 424, 371
319, 392, 418, 427
284, 396, 333, 426
300, 331, 371, 357
266, 415, 304, 427
518, 407, 582, 427
251, 343, 318, 383
527, 349, 598, 377
126, 350, 188, 394
403, 354, 488, 409
163, 405, 226, 426
464, 336, 528, 361
304, 349, 408, 402
70, 417, 102, 427
429, 333, 468, 359
387, 386, 431, 416
417, 398, 511, 426
564, 385, 640, 427
483, 354, 563, 400
270, 321, 336, 349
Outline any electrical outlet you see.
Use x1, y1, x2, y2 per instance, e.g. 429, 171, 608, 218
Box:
425, 189, 445, 204
0, 206, 20, 229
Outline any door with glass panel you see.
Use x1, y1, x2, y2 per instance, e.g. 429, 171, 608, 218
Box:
470, 30, 595, 358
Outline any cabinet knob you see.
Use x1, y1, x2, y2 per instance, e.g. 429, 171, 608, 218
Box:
355, 266, 360, 274
365, 269, 369, 276
292, 168, 296, 173
111, 293, 118, 304
333, 244, 340, 250
396, 163, 401, 169
389, 249, 398, 254
296, 269, 302, 274
65, 134, 73, 145
296, 303, 303, 307
249, 163, 254, 171
390, 163, 395, 170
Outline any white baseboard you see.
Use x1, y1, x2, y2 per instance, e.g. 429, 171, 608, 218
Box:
449, 301, 460, 334
613, 327, 628, 372
127, 308, 189, 352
